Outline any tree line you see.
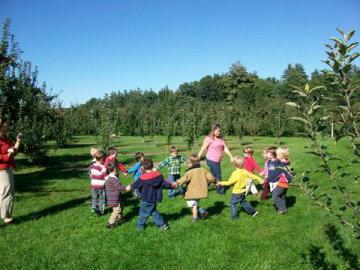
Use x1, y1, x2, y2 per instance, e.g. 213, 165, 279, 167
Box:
1, 18, 359, 161
65, 62, 359, 149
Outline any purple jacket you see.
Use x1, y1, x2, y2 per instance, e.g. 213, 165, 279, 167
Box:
131, 171, 174, 203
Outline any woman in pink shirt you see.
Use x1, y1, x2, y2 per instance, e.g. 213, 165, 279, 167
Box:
198, 124, 233, 194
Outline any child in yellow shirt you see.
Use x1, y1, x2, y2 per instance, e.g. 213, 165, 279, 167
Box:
216, 156, 264, 219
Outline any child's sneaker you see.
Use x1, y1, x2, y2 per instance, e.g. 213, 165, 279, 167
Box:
278, 209, 287, 214
106, 223, 116, 229
159, 224, 169, 230
252, 211, 259, 217
4, 218, 13, 224
200, 211, 209, 220
132, 190, 141, 199
98, 211, 105, 216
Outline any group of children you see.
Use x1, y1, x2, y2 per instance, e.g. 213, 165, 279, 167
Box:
88, 145, 292, 229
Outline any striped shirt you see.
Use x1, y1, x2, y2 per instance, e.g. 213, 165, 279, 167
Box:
89, 163, 107, 189
105, 173, 126, 207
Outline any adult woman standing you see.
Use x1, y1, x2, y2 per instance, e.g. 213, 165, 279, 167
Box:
0, 118, 21, 224
198, 124, 233, 194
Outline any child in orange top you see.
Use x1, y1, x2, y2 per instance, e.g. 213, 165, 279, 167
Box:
272, 147, 292, 214
276, 147, 291, 189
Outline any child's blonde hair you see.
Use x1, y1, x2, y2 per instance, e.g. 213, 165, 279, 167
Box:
90, 148, 99, 157
232, 156, 245, 168
276, 147, 289, 160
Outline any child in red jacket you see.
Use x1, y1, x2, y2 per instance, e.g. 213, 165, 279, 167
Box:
243, 147, 263, 196
104, 147, 128, 175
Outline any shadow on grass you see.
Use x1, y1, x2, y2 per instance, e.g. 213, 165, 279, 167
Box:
301, 245, 337, 270
286, 195, 296, 208
323, 224, 359, 270
15, 153, 91, 193
207, 201, 227, 216
15, 153, 154, 194
249, 200, 259, 208
162, 208, 190, 222
301, 223, 359, 270
14, 196, 90, 224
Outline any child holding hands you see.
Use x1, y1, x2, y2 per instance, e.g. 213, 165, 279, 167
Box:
156, 146, 187, 198
89, 150, 107, 215
264, 147, 292, 214
127, 152, 145, 198
105, 162, 127, 228
217, 156, 264, 219
176, 154, 216, 223
243, 147, 263, 196
127, 158, 176, 230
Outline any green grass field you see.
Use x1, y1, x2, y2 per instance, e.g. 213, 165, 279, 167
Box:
0, 136, 359, 270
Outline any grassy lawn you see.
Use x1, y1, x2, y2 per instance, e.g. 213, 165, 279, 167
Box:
0, 136, 359, 269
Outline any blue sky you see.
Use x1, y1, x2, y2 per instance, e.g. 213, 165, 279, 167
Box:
1, 0, 360, 106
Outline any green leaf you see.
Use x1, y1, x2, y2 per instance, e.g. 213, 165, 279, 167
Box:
304, 83, 310, 93
347, 30, 356, 41
349, 53, 359, 63
325, 44, 333, 50
339, 43, 348, 55
320, 115, 331, 121
337, 28, 345, 36
308, 86, 325, 95
347, 42, 358, 52
321, 60, 332, 67
330, 37, 343, 45
285, 102, 300, 108
290, 117, 308, 124
337, 105, 349, 111
301, 170, 312, 176
292, 90, 307, 97
312, 105, 323, 111
342, 64, 352, 74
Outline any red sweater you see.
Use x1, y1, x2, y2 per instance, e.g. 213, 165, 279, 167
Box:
243, 156, 262, 174
104, 156, 127, 174
0, 137, 16, 170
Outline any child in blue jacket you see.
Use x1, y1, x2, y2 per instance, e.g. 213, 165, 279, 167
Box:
127, 152, 145, 198
127, 158, 175, 230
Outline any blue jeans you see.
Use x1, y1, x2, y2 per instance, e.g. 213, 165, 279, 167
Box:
168, 174, 184, 197
91, 189, 105, 213
230, 193, 256, 218
206, 159, 225, 194
137, 201, 165, 229
272, 186, 287, 212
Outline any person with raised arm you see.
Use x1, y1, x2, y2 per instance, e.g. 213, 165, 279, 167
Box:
0, 117, 21, 225
198, 124, 233, 195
